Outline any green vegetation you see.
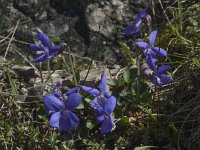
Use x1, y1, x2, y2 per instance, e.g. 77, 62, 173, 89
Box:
0, 1, 200, 149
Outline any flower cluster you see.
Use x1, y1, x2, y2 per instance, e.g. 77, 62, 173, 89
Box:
29, 32, 116, 133
79, 72, 116, 133
122, 8, 173, 87
137, 30, 173, 87
43, 72, 116, 133
30, 6, 174, 135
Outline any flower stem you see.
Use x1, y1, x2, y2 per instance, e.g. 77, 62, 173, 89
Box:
67, 45, 77, 85
47, 60, 53, 85
136, 48, 141, 102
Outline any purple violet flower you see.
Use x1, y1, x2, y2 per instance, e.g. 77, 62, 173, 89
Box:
122, 8, 150, 36
143, 60, 173, 87
65, 72, 116, 133
136, 30, 167, 57
67, 72, 116, 133
96, 114, 115, 133
146, 53, 158, 71
29, 32, 63, 62
81, 73, 116, 115
43, 92, 82, 132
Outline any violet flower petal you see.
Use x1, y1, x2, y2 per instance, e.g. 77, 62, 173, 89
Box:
68, 111, 80, 126
92, 98, 104, 115
158, 65, 171, 74
65, 93, 82, 111
96, 115, 105, 123
99, 72, 107, 95
148, 30, 157, 46
49, 45, 61, 54
136, 41, 149, 49
66, 86, 80, 96
135, 7, 149, 23
101, 115, 115, 133
159, 74, 173, 84
37, 32, 50, 47
43, 96, 64, 114
49, 112, 61, 128
81, 86, 100, 96
152, 47, 167, 57
104, 95, 116, 114
29, 44, 44, 52
33, 53, 47, 62
146, 54, 156, 71
59, 111, 72, 132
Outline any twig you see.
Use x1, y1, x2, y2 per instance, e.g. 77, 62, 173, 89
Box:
12, 47, 38, 72
0, 31, 14, 43
47, 60, 53, 85
4, 20, 20, 60
66, 45, 77, 85
81, 25, 102, 85
0, 35, 31, 45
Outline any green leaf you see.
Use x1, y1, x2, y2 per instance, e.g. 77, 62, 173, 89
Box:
77, 102, 84, 109
188, 17, 198, 26
119, 91, 128, 97
107, 79, 117, 86
86, 120, 95, 129
55, 57, 63, 69
134, 146, 158, 150
120, 42, 130, 52
75, 70, 80, 84
84, 98, 92, 103
193, 59, 200, 69
123, 70, 131, 83
116, 116, 129, 126
50, 36, 60, 44
120, 42, 136, 65
119, 116, 129, 125
140, 91, 150, 103
138, 105, 157, 122
169, 123, 178, 134
7, 72, 18, 94
123, 68, 137, 83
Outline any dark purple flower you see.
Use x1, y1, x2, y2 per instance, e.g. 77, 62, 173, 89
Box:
43, 93, 82, 132
96, 114, 115, 133
81, 73, 116, 115
122, 8, 150, 36
143, 62, 173, 87
79, 72, 116, 133
146, 53, 158, 71
136, 30, 167, 57
29, 32, 62, 62
64, 72, 116, 133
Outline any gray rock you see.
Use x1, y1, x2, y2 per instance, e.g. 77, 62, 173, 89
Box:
0, 0, 146, 64
35, 66, 121, 85
40, 15, 70, 35
85, 0, 128, 38
86, 3, 112, 37
12, 65, 39, 79
25, 84, 45, 101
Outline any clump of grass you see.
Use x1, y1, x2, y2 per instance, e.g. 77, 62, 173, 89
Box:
154, 1, 200, 149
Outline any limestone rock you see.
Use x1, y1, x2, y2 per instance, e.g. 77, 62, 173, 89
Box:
0, 0, 146, 64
